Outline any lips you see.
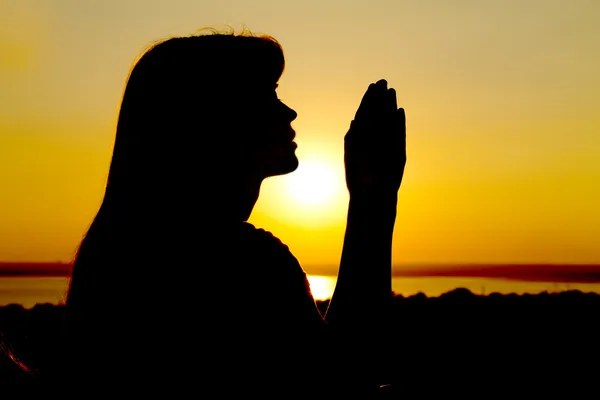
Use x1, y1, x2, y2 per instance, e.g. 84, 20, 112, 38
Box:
263, 127, 296, 147
287, 128, 297, 148
287, 127, 296, 141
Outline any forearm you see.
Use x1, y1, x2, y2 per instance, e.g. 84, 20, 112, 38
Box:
325, 192, 397, 326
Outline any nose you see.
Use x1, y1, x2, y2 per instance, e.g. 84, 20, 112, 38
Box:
282, 102, 297, 123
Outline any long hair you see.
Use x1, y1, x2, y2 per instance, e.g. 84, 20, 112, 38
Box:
62, 27, 286, 380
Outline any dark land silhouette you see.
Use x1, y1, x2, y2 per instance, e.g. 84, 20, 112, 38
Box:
1, 289, 599, 395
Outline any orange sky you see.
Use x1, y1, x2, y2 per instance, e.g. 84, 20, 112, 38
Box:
1, 0, 599, 273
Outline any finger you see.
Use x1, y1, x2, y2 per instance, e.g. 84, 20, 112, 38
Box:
397, 107, 406, 129
368, 80, 388, 122
398, 107, 405, 126
382, 88, 397, 121
354, 83, 377, 121
386, 88, 397, 112
374, 79, 388, 105
356, 80, 387, 121
396, 107, 406, 145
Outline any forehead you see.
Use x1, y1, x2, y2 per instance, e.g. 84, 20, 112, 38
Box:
229, 69, 278, 88
233, 81, 279, 100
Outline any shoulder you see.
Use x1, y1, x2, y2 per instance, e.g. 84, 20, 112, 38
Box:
238, 222, 292, 254
237, 224, 322, 323
236, 222, 306, 277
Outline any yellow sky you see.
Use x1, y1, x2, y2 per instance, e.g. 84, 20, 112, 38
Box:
1, 0, 599, 271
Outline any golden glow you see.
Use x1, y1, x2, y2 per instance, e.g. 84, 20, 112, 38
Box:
256, 148, 348, 231
1, 1, 600, 270
306, 275, 336, 301
307, 275, 600, 301
286, 159, 339, 207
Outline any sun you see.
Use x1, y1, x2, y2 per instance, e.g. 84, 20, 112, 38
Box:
286, 160, 340, 207
252, 154, 347, 229
306, 275, 336, 300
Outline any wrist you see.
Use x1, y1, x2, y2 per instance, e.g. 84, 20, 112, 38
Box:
348, 192, 398, 226
349, 190, 398, 209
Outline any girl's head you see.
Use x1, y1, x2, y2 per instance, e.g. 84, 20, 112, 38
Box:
106, 28, 298, 217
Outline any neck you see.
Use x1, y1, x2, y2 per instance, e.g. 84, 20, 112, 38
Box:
207, 174, 262, 224
237, 176, 262, 222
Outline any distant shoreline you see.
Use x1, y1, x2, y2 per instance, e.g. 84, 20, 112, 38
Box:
0, 263, 72, 277
390, 263, 600, 284
1, 262, 600, 284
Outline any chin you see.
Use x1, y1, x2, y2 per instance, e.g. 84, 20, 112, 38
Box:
285, 156, 300, 173
266, 154, 299, 177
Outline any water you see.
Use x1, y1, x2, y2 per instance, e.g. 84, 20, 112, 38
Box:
0, 277, 70, 308
307, 276, 600, 300
1, 276, 599, 308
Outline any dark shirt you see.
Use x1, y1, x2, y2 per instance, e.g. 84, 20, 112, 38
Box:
63, 221, 372, 398
204, 222, 331, 396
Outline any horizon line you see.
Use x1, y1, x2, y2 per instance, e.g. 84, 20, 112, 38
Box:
1, 262, 600, 284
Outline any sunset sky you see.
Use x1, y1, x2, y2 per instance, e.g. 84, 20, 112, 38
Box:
1, 0, 599, 273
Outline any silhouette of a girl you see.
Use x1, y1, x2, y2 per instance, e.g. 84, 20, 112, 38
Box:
63, 28, 406, 398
